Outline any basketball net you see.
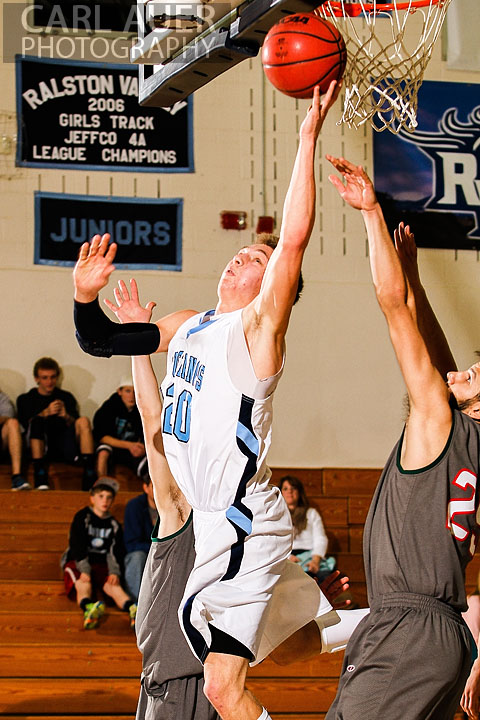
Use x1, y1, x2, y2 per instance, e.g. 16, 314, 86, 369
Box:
315, 0, 453, 133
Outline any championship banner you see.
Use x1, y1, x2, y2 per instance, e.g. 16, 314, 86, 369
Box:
34, 192, 182, 270
17, 55, 193, 172
373, 80, 480, 250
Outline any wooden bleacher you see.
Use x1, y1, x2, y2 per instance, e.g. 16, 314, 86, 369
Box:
0, 464, 469, 719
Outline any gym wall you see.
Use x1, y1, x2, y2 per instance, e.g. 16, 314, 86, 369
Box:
0, 8, 479, 467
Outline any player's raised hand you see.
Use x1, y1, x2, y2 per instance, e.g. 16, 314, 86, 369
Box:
300, 80, 342, 142
320, 78, 342, 117
326, 156, 378, 212
104, 278, 156, 324
394, 222, 421, 286
73, 233, 117, 303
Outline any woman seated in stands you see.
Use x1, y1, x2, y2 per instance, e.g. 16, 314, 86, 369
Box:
278, 475, 334, 584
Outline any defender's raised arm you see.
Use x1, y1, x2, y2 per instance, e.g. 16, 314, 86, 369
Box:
394, 222, 457, 379
327, 156, 451, 470
73, 235, 194, 356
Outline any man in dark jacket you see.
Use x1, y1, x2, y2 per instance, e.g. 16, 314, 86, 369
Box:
17, 357, 96, 490
124, 473, 158, 602
93, 376, 146, 477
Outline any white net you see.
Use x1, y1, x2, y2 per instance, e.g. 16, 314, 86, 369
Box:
315, 0, 453, 133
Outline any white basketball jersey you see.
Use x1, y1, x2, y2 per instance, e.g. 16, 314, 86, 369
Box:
160, 308, 280, 512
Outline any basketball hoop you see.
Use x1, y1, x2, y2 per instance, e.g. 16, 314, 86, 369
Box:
315, 0, 453, 133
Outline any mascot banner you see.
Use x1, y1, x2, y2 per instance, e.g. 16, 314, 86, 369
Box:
373, 80, 480, 250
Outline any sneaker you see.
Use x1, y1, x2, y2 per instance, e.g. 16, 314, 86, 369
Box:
129, 603, 137, 630
34, 480, 50, 490
34, 468, 50, 490
11, 475, 31, 491
83, 601, 105, 630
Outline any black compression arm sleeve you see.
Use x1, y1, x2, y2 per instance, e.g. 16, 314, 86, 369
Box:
74, 299, 160, 357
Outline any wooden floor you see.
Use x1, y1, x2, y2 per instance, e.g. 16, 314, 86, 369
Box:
0, 464, 468, 719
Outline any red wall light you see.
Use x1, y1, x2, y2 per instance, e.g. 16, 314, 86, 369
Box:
220, 211, 247, 230
256, 216, 275, 234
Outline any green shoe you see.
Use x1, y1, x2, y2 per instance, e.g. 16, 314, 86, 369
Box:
129, 603, 137, 630
83, 601, 105, 630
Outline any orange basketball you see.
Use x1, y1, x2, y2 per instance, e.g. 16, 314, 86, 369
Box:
261, 13, 347, 99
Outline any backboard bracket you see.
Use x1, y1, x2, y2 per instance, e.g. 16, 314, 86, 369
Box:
136, 0, 321, 106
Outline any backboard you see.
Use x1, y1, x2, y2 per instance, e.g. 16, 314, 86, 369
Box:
132, 0, 324, 107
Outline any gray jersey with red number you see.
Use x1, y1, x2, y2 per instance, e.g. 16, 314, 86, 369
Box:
364, 409, 480, 612
326, 410, 479, 720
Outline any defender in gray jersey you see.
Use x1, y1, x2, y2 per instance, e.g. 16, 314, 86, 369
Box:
131, 353, 219, 720
136, 515, 219, 720
327, 157, 480, 720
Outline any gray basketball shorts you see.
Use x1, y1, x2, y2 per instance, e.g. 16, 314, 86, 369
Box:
136, 673, 219, 720
326, 592, 474, 720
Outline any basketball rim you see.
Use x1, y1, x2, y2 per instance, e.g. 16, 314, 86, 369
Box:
318, 0, 445, 17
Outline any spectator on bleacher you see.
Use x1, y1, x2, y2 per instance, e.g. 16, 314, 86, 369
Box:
61, 476, 137, 630
93, 377, 146, 479
16, 357, 96, 491
279, 475, 335, 583
0, 388, 30, 490
123, 470, 157, 602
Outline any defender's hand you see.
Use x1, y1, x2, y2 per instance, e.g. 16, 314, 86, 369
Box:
394, 222, 421, 287
327, 156, 378, 212
74, 233, 117, 303
104, 279, 156, 325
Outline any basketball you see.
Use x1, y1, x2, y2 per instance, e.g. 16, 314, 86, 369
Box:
261, 13, 347, 99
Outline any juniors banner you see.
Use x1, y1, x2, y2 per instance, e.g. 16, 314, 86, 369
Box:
373, 80, 480, 250
17, 55, 193, 172
35, 192, 182, 270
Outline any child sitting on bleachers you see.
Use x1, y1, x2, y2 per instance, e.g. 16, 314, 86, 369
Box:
61, 476, 137, 630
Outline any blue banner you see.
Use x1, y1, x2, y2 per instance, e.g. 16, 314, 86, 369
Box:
35, 192, 183, 270
373, 80, 480, 249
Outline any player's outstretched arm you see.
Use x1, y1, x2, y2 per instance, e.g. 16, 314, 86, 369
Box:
328, 156, 451, 469
245, 82, 341, 379
279, 82, 341, 261
132, 353, 190, 534
73, 236, 195, 356
394, 222, 457, 378
113, 288, 190, 531
73, 234, 160, 356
